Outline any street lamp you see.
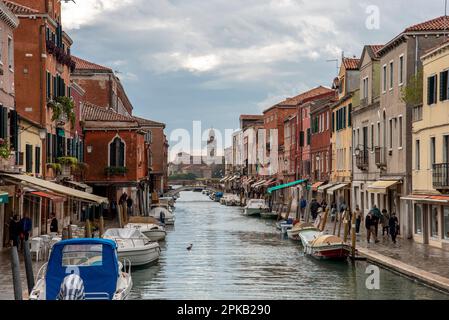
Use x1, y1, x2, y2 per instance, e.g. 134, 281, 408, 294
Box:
38, 128, 47, 140
87, 145, 93, 154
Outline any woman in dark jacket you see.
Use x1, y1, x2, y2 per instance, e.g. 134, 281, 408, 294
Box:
9, 215, 21, 247
389, 213, 399, 244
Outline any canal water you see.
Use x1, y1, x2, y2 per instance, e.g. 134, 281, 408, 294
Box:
130, 191, 449, 300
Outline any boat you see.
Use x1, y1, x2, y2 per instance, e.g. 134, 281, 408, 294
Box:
150, 204, 175, 225
243, 199, 269, 216
214, 192, 224, 202
297, 223, 350, 260
287, 223, 304, 241
29, 238, 132, 300
193, 187, 204, 192
103, 228, 161, 266
125, 217, 166, 242
260, 211, 278, 219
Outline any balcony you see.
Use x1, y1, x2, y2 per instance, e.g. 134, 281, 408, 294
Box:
433, 163, 449, 191
375, 147, 387, 168
360, 97, 368, 107
355, 149, 369, 171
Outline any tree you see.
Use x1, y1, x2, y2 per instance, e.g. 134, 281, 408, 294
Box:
401, 69, 423, 107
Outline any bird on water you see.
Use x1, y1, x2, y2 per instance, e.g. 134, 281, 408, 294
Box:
187, 244, 193, 251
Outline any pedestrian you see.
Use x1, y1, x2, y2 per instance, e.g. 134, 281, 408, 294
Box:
389, 212, 399, 244
126, 197, 134, 216
299, 196, 307, 219
354, 205, 363, 234
310, 199, 320, 221
50, 213, 58, 233
381, 209, 390, 236
20, 213, 32, 250
365, 212, 379, 244
369, 205, 382, 237
8, 214, 21, 248
330, 202, 337, 222
119, 192, 128, 205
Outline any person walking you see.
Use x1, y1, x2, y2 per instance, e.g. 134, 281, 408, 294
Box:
9, 214, 21, 247
50, 213, 58, 233
126, 197, 134, 216
381, 209, 390, 236
389, 212, 399, 244
299, 196, 307, 220
20, 213, 32, 251
310, 199, 320, 221
354, 205, 363, 234
370, 205, 382, 238
330, 202, 337, 222
365, 212, 379, 244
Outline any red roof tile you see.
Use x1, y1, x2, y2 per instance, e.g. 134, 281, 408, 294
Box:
133, 116, 165, 128
280, 86, 335, 106
404, 16, 449, 32
239, 114, 264, 120
343, 57, 360, 70
3, 0, 38, 14
72, 56, 113, 72
369, 45, 384, 58
82, 103, 136, 122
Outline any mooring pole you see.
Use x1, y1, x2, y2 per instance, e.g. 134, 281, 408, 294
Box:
11, 246, 23, 300
23, 241, 35, 294
351, 209, 357, 260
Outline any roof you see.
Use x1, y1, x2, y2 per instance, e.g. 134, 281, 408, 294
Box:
369, 45, 384, 58
265, 86, 334, 112
343, 57, 360, 70
72, 56, 113, 73
404, 16, 449, 32
422, 39, 449, 60
239, 114, 264, 120
82, 103, 136, 123
133, 116, 165, 128
0, 1, 19, 28
3, 1, 38, 15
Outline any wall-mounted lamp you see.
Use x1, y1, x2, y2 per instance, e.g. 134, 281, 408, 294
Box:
38, 128, 47, 140
87, 145, 93, 154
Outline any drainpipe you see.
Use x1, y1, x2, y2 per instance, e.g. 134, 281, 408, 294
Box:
40, 21, 46, 176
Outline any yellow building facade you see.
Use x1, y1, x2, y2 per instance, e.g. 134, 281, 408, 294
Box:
18, 117, 44, 177
407, 41, 449, 248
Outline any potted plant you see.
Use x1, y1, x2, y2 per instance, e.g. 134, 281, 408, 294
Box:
50, 96, 76, 129
57, 157, 78, 176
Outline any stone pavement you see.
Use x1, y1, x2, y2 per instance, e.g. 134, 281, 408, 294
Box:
320, 216, 449, 292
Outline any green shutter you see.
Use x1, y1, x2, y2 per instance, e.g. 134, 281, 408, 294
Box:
35, 147, 41, 174
332, 112, 335, 132
348, 104, 352, 127
9, 110, 18, 150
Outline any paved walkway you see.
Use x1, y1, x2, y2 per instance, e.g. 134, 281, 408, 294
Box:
321, 216, 449, 292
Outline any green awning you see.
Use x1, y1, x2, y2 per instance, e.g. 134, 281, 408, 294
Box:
0, 192, 9, 204
268, 179, 308, 194
57, 128, 65, 137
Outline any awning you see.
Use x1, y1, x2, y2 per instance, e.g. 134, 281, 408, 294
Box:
2, 174, 108, 204
252, 180, 266, 189
268, 179, 307, 194
0, 192, 8, 204
312, 182, 325, 191
243, 178, 255, 187
401, 194, 449, 203
317, 183, 335, 193
64, 180, 93, 194
326, 183, 350, 195
229, 175, 239, 182
367, 180, 401, 194
220, 176, 228, 183
30, 191, 66, 203
264, 178, 277, 187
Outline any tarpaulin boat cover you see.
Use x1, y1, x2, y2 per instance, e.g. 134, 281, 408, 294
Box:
310, 235, 344, 246
46, 239, 119, 300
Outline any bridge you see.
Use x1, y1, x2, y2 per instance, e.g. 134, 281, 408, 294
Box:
165, 184, 220, 197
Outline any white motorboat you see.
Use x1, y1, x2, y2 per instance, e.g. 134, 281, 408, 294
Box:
125, 222, 166, 242
260, 211, 278, 219
243, 199, 269, 216
30, 238, 132, 300
103, 228, 161, 267
150, 204, 175, 225
287, 223, 303, 241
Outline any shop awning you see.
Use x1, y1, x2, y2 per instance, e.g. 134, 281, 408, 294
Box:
252, 180, 266, 188
2, 174, 108, 204
268, 179, 307, 194
64, 180, 93, 194
367, 180, 401, 194
400, 194, 449, 203
264, 178, 277, 187
0, 192, 9, 204
30, 191, 66, 203
311, 182, 325, 191
243, 178, 255, 187
317, 183, 335, 193
220, 176, 229, 183
229, 175, 240, 182
326, 183, 350, 195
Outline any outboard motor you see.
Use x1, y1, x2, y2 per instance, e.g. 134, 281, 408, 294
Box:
57, 273, 85, 300
160, 210, 166, 225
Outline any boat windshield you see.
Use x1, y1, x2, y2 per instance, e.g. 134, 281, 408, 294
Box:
62, 244, 103, 267
301, 230, 320, 242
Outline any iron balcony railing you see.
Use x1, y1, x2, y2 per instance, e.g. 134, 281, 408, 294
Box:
375, 146, 386, 168
433, 163, 449, 189
355, 149, 369, 170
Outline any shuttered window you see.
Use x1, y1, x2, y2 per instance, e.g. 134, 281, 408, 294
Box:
9, 109, 18, 151
332, 112, 335, 132
35, 147, 41, 174
0, 106, 8, 139
440, 71, 449, 102
47, 133, 52, 162
52, 134, 57, 162
46, 72, 52, 99
25, 144, 33, 173
299, 131, 304, 147
109, 137, 125, 167
348, 104, 352, 127
306, 128, 311, 146
428, 75, 437, 105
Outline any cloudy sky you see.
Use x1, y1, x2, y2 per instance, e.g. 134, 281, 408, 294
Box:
62, 0, 445, 155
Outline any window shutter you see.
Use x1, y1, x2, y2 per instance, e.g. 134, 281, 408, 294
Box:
434, 75, 438, 104
119, 140, 125, 167
0, 106, 7, 139
332, 112, 335, 132
47, 133, 52, 161
343, 107, 347, 128
109, 141, 116, 167
299, 131, 304, 147
307, 128, 311, 145
9, 109, 18, 150
25, 144, 33, 173
35, 147, 41, 174
348, 104, 352, 127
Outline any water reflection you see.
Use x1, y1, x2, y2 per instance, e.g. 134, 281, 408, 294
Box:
129, 191, 448, 300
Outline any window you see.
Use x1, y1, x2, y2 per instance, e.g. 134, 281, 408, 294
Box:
415, 140, 420, 170
440, 70, 449, 102
62, 244, 103, 267
331, 112, 335, 132
389, 119, 393, 149
35, 146, 41, 174
306, 128, 311, 145
348, 104, 352, 127
444, 207, 449, 239
362, 77, 369, 99
431, 137, 436, 169
414, 204, 423, 234
25, 144, 33, 173
382, 64, 387, 92
389, 61, 394, 90
46, 72, 52, 99
377, 122, 380, 147
326, 112, 329, 131
431, 206, 439, 238
7, 37, 13, 69
399, 55, 404, 85
371, 124, 374, 151
299, 131, 304, 147
109, 136, 125, 167
428, 75, 438, 105
398, 116, 403, 148
413, 105, 423, 122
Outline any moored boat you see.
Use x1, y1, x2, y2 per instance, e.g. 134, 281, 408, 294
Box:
260, 211, 278, 219
125, 218, 166, 242
29, 238, 132, 300
243, 199, 269, 216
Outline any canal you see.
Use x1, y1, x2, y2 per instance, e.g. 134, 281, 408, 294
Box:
130, 191, 449, 300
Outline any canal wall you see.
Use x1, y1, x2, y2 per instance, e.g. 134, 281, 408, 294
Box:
358, 247, 449, 294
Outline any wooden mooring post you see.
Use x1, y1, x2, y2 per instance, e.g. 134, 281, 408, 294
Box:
23, 241, 35, 294
10, 246, 23, 300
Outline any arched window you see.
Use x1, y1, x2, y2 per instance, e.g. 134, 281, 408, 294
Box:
109, 137, 125, 167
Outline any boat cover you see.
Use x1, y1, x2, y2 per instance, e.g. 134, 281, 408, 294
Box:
311, 235, 344, 246
46, 239, 119, 300
292, 222, 316, 232
104, 228, 146, 239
